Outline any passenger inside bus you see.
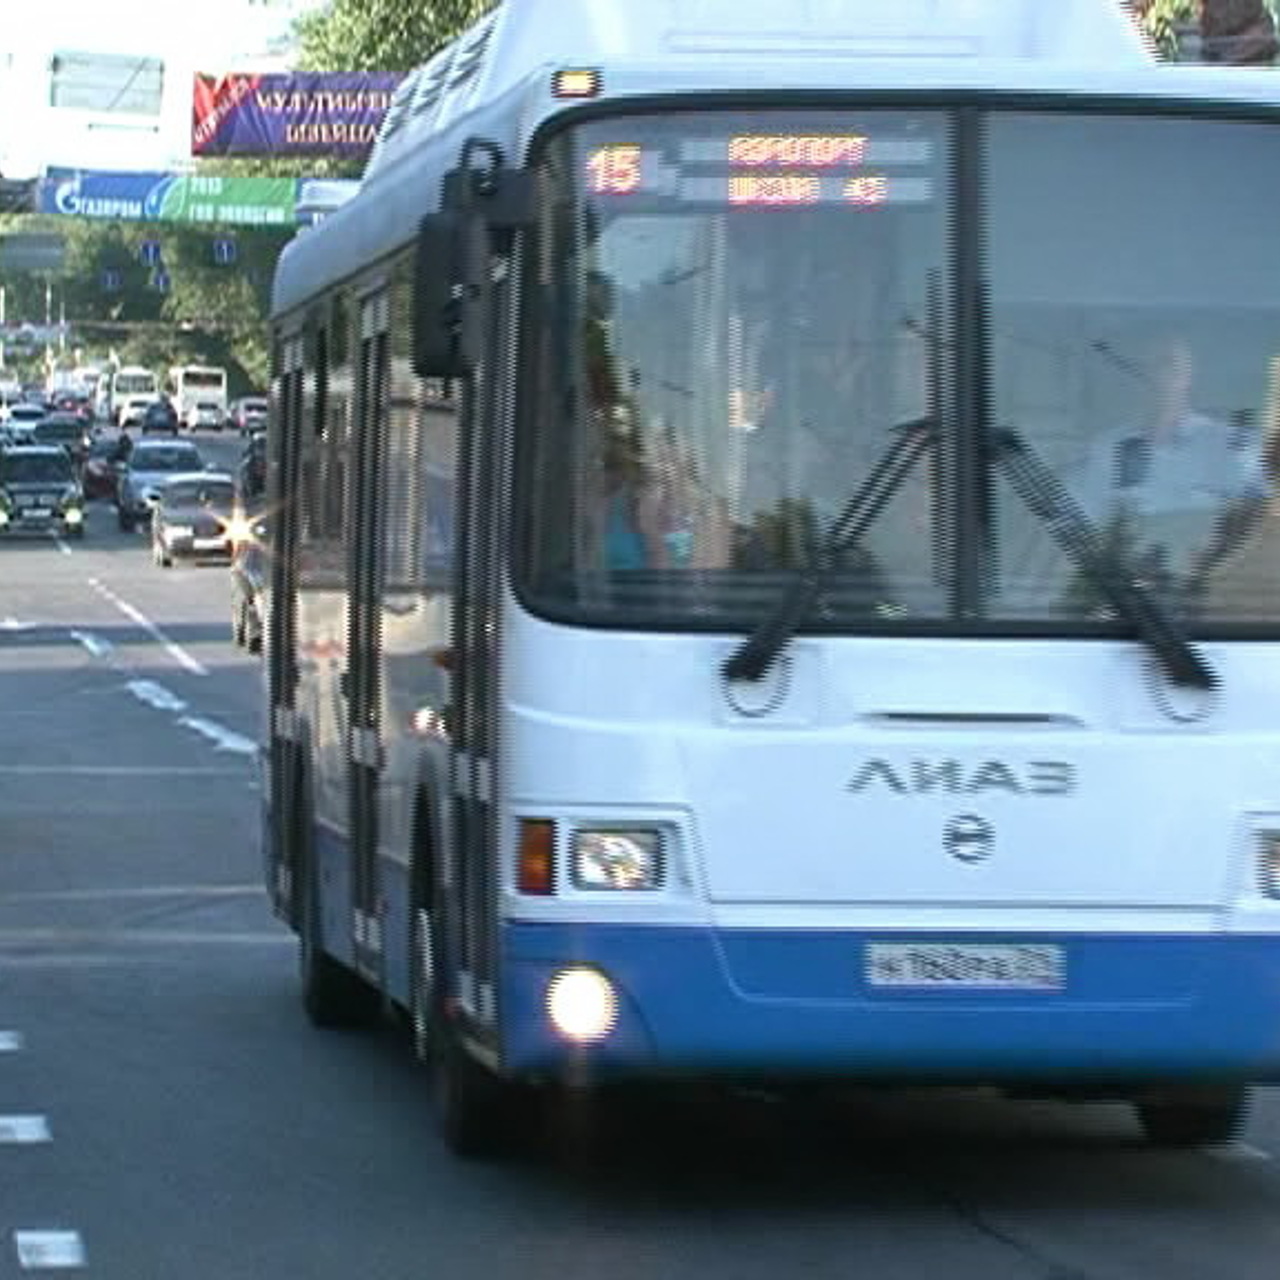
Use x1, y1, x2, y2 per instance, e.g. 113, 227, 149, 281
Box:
1064, 333, 1271, 615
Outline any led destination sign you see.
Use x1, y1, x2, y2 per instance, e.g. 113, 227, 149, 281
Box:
585, 127, 936, 209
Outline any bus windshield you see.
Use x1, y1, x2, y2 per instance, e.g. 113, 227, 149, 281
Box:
115, 372, 156, 396
518, 109, 1280, 633
179, 370, 225, 389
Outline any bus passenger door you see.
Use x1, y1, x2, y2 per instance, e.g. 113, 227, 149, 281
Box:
447, 256, 514, 1036
266, 332, 305, 923
347, 292, 390, 982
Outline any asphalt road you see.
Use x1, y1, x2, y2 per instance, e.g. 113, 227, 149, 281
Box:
3, 426, 1280, 1277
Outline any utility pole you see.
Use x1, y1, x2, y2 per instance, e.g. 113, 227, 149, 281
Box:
44, 277, 52, 379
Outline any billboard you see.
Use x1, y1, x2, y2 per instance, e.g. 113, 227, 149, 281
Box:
0, 232, 66, 273
192, 72, 403, 157
39, 169, 298, 226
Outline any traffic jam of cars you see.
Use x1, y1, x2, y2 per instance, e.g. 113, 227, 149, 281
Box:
0, 378, 268, 652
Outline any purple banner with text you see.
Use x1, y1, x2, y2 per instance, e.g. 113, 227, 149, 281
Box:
192, 72, 404, 156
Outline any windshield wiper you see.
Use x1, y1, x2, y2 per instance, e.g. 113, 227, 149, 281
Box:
722, 416, 935, 682
722, 417, 1214, 692
991, 426, 1214, 691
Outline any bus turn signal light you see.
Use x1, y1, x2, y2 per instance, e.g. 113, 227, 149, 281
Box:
1259, 833, 1280, 899
518, 819, 556, 895
552, 69, 602, 99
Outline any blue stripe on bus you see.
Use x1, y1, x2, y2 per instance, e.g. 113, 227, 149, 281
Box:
499, 922, 1280, 1080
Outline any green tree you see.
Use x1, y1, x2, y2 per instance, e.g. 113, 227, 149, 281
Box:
1, 212, 289, 392
294, 0, 497, 74
1133, 0, 1279, 61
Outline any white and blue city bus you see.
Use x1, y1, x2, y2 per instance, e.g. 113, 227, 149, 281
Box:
261, 0, 1280, 1157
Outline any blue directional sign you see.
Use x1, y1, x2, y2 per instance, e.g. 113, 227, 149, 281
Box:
101, 268, 123, 293
212, 237, 237, 266
139, 239, 162, 266
152, 269, 171, 294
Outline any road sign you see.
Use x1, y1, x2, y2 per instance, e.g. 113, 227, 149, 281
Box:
139, 240, 163, 266
152, 269, 170, 294
212, 237, 237, 266
0, 233, 66, 274
102, 268, 123, 293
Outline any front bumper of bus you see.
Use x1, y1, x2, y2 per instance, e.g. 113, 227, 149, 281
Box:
499, 922, 1280, 1082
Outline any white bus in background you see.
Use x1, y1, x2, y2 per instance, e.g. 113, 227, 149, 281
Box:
71, 365, 104, 399
167, 365, 228, 431
109, 365, 158, 427
263, 0, 1280, 1159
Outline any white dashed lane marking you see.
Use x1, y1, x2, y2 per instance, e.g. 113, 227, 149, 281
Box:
68, 631, 112, 658
0, 1031, 23, 1052
177, 715, 256, 756
87, 578, 207, 676
124, 680, 256, 757
0, 1116, 51, 1144
13, 1231, 87, 1270
126, 679, 186, 713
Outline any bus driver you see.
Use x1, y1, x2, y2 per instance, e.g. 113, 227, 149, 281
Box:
1072, 335, 1270, 609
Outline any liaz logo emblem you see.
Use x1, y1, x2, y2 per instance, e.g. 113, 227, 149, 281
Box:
846, 758, 1076, 797
944, 813, 994, 863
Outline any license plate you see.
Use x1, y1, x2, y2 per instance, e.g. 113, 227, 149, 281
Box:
865, 942, 1064, 991
194, 537, 226, 549
21, 509, 51, 520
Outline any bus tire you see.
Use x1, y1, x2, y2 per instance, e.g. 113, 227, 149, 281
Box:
1135, 1085, 1248, 1148
432, 1014, 512, 1159
297, 784, 379, 1029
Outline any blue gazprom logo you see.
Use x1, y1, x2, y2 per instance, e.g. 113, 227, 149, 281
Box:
53, 178, 82, 216
142, 176, 176, 221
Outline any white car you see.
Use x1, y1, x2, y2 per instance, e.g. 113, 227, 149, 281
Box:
3, 404, 45, 442
185, 401, 225, 432
118, 395, 156, 428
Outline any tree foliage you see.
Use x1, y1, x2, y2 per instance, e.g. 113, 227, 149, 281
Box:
295, 0, 498, 74
1, 211, 290, 392
1132, 0, 1279, 61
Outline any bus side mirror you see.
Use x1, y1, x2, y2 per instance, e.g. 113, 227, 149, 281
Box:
412, 155, 533, 382
411, 211, 482, 380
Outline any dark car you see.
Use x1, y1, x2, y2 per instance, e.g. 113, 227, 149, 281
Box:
31, 415, 91, 468
142, 399, 180, 436
81, 436, 122, 501
150, 472, 242, 566
230, 526, 269, 651
0, 445, 86, 539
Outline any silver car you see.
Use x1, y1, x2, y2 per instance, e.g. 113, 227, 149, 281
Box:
115, 440, 206, 532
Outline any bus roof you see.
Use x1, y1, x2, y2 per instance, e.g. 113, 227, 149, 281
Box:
363, 0, 1153, 182
272, 0, 1280, 319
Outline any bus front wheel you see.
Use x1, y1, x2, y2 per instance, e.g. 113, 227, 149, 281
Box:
1135, 1085, 1248, 1148
430, 1005, 515, 1159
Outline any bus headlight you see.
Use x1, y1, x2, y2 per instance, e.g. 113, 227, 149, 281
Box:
546, 967, 618, 1043
571, 830, 662, 891
1258, 833, 1280, 898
